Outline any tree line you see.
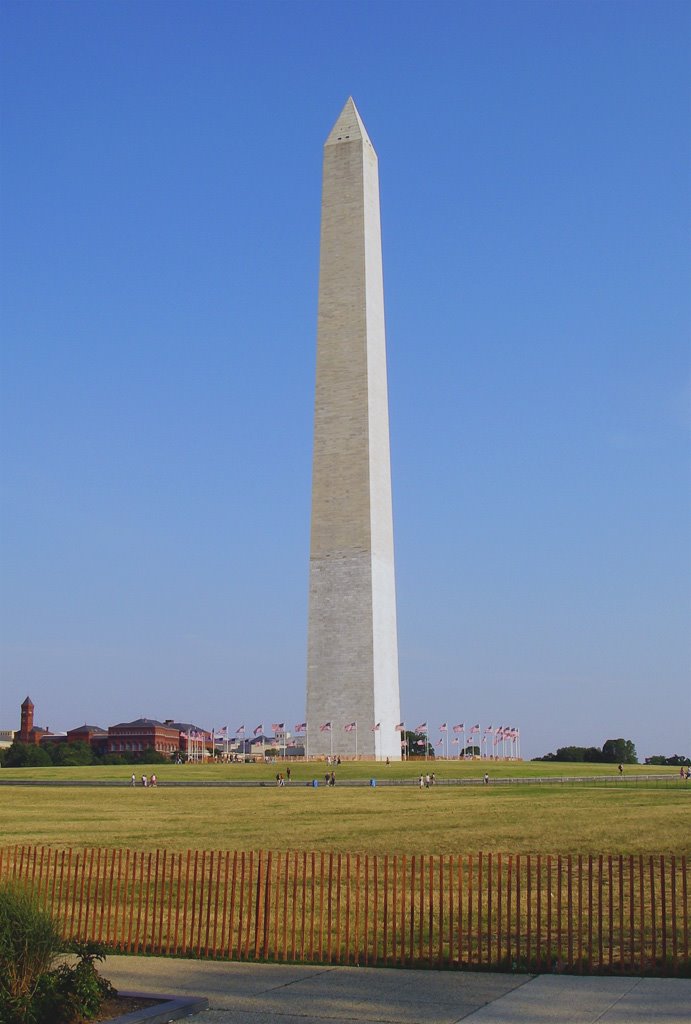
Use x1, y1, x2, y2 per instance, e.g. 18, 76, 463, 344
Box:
0, 739, 170, 769
532, 738, 638, 764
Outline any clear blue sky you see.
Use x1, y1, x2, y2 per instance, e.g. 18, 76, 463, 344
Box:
1, 0, 689, 760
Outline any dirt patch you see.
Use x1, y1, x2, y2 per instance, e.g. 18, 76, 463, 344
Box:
92, 994, 162, 1021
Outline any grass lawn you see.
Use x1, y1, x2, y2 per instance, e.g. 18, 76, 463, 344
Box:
1, 767, 688, 857
0, 759, 680, 783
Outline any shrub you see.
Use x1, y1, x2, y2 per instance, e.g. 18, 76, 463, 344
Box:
33, 942, 115, 1024
0, 883, 61, 1024
0, 886, 115, 1024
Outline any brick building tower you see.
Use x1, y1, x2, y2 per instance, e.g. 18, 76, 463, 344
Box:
19, 696, 34, 743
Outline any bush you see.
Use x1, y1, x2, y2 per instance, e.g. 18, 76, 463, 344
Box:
1, 743, 52, 769
0, 886, 114, 1024
32, 943, 115, 1024
0, 883, 61, 1024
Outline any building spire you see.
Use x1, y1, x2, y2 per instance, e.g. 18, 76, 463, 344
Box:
325, 97, 373, 149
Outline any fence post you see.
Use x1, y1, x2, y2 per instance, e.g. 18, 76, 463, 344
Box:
243, 851, 254, 960
407, 855, 415, 967
682, 855, 688, 964
211, 850, 221, 958
363, 854, 370, 966
556, 855, 562, 971
546, 855, 552, 970
418, 855, 424, 965
649, 855, 656, 966
506, 855, 512, 966
344, 852, 351, 965
457, 853, 463, 968
477, 853, 483, 967
660, 855, 666, 965
383, 854, 389, 965
467, 853, 473, 966
318, 851, 325, 963
516, 855, 521, 968
637, 854, 645, 973
203, 850, 214, 959
263, 850, 273, 961
335, 852, 342, 964
253, 851, 265, 961
526, 854, 531, 969
670, 856, 677, 969
428, 854, 434, 966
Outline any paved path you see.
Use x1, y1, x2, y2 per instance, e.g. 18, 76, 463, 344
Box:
104, 955, 691, 1023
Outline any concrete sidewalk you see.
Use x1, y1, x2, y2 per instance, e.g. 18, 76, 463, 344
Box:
103, 955, 691, 1023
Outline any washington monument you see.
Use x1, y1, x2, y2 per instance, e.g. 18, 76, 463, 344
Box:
306, 98, 401, 761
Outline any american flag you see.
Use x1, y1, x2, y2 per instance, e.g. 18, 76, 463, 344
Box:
415, 722, 427, 733
271, 723, 284, 732
452, 723, 464, 733
439, 722, 448, 732
372, 722, 380, 731
452, 737, 459, 744
236, 724, 245, 736
484, 725, 493, 733
294, 722, 307, 733
344, 722, 356, 732
253, 724, 263, 736
436, 738, 443, 746
320, 722, 332, 732
468, 723, 480, 734
395, 722, 405, 731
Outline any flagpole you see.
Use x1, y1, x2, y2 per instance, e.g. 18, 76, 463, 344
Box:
330, 727, 333, 760
355, 722, 358, 761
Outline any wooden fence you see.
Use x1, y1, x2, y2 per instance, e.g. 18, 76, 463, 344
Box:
1, 846, 688, 974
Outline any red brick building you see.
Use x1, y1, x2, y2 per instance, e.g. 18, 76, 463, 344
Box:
66, 724, 108, 756
107, 718, 180, 756
18, 696, 52, 745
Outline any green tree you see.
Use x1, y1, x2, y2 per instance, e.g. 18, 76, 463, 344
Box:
140, 747, 168, 764
2, 742, 52, 768
554, 746, 592, 762
49, 741, 94, 767
602, 738, 637, 764
403, 731, 433, 757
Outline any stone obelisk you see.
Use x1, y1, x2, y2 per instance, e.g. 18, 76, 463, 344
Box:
306, 98, 401, 761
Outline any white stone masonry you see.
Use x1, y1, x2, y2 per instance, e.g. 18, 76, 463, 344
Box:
306, 98, 401, 760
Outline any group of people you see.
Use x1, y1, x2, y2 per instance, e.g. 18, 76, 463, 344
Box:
325, 755, 341, 766
131, 772, 157, 788
275, 767, 291, 786
418, 772, 436, 788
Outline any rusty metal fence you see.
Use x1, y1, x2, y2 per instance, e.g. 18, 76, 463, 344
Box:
1, 846, 688, 974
